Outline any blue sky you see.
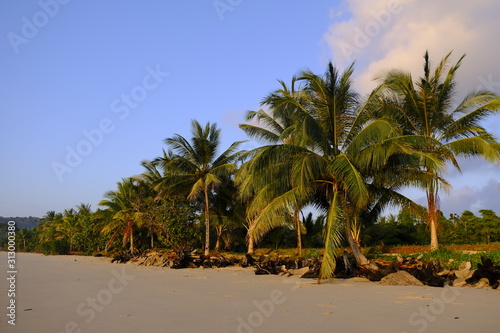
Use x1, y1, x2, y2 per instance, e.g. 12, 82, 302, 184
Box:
1, 0, 500, 218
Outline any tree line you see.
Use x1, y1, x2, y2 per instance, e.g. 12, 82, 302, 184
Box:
4, 51, 500, 281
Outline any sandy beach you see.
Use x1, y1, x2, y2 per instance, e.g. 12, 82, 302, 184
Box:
1, 252, 499, 333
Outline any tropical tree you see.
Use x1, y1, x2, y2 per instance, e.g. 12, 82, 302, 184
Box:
209, 174, 245, 251
159, 120, 245, 256
35, 211, 69, 254
375, 51, 500, 250
239, 83, 306, 254
239, 62, 424, 281
99, 178, 145, 252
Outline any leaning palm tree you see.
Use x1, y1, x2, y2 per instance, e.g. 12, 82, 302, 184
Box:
376, 51, 500, 250
240, 62, 424, 281
159, 120, 245, 256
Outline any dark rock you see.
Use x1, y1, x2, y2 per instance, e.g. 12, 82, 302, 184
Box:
466, 256, 500, 289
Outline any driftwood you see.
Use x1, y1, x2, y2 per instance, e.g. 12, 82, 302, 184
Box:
111, 250, 142, 263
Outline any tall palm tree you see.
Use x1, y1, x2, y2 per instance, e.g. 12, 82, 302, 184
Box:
376, 51, 500, 250
159, 120, 245, 256
240, 62, 422, 281
239, 81, 306, 254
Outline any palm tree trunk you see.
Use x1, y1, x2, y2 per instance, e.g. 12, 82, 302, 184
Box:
130, 231, 134, 253
247, 233, 255, 254
204, 187, 210, 256
150, 226, 154, 249
427, 189, 439, 251
345, 222, 369, 266
294, 210, 302, 255
215, 225, 223, 251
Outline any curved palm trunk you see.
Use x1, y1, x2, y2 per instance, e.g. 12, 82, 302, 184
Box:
204, 187, 210, 256
345, 221, 369, 266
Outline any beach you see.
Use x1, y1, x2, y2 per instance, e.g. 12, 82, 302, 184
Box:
1, 252, 499, 333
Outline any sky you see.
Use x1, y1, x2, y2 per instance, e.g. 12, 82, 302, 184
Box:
1, 0, 499, 218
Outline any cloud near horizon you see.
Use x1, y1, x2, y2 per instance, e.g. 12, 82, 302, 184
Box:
324, 0, 500, 215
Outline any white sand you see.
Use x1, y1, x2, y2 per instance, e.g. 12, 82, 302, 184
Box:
1, 252, 499, 333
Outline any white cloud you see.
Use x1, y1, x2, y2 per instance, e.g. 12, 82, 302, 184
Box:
325, 0, 500, 95
324, 0, 500, 214
439, 179, 500, 216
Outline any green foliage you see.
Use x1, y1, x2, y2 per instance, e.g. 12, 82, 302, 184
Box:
364, 211, 427, 246
160, 197, 200, 252
39, 239, 70, 255
412, 249, 500, 270
441, 210, 500, 245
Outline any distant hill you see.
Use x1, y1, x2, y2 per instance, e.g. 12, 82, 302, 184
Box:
0, 216, 41, 229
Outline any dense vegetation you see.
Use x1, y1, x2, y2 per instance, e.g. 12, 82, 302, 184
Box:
2, 52, 500, 281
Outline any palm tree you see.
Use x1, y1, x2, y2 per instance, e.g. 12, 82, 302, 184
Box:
159, 120, 245, 256
240, 62, 420, 281
99, 178, 145, 252
239, 82, 306, 254
376, 51, 500, 250
17, 228, 31, 251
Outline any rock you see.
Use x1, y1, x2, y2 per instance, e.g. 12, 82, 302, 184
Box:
459, 261, 472, 271
275, 265, 287, 273
474, 278, 490, 289
453, 277, 467, 287
454, 261, 473, 279
380, 270, 424, 286
437, 269, 450, 276
289, 267, 310, 277
416, 254, 424, 261
465, 257, 500, 289
397, 254, 404, 263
